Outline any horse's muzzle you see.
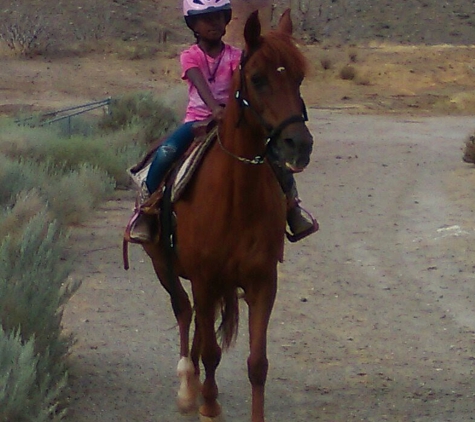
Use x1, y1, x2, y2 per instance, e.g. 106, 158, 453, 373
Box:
276, 124, 313, 173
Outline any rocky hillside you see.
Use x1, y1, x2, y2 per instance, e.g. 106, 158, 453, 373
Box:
1, 0, 475, 52
290, 0, 475, 44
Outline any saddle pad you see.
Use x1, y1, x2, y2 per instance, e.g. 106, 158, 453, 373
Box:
127, 163, 151, 189
171, 127, 217, 203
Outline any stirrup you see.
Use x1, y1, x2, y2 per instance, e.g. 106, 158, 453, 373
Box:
123, 208, 156, 270
124, 181, 154, 244
286, 205, 319, 243
125, 209, 150, 244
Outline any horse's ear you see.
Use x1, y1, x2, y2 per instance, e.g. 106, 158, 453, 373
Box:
277, 8, 293, 36
244, 10, 262, 51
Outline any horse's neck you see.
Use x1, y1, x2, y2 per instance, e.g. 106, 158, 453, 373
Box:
221, 100, 270, 159
215, 119, 280, 205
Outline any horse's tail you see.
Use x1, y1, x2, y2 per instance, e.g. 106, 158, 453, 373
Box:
217, 288, 239, 350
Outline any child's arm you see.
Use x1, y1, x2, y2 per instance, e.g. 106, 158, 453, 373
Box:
185, 67, 225, 121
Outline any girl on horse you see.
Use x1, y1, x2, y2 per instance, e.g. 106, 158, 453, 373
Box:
130, 0, 317, 243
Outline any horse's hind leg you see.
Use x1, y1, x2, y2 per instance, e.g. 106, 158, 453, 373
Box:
245, 278, 277, 422
195, 303, 223, 420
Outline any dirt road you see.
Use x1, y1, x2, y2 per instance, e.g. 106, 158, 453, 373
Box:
63, 110, 475, 421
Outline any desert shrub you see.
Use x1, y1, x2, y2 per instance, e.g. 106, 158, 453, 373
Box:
0, 328, 66, 422
100, 92, 179, 143
448, 91, 475, 114
348, 48, 358, 63
0, 157, 115, 226
0, 11, 50, 56
355, 72, 371, 86
0, 155, 48, 207
0, 210, 79, 421
28, 136, 122, 186
462, 132, 475, 164
44, 164, 115, 225
320, 55, 333, 70
9, 134, 121, 173
340, 64, 357, 80
0, 120, 144, 189
52, 115, 100, 138
115, 42, 159, 61
0, 190, 49, 242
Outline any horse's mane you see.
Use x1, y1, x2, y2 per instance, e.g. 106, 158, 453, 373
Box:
257, 31, 308, 80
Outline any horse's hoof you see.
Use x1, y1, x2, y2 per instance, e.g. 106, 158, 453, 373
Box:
177, 357, 200, 413
199, 414, 225, 422
177, 396, 198, 414
199, 402, 224, 422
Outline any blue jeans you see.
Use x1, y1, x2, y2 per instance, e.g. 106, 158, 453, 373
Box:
145, 121, 196, 193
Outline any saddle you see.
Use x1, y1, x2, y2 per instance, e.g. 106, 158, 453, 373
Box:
123, 120, 217, 268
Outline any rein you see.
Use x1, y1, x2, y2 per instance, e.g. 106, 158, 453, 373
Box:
218, 51, 308, 165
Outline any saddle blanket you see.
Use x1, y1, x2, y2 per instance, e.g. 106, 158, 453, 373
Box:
127, 126, 217, 205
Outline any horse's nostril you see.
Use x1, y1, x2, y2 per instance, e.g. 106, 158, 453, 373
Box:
284, 138, 295, 149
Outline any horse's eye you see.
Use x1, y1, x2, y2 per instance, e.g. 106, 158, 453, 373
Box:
250, 74, 267, 90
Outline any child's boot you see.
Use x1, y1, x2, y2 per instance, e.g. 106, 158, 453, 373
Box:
129, 183, 155, 243
286, 196, 319, 242
284, 176, 318, 242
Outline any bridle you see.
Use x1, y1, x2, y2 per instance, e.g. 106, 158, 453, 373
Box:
217, 51, 309, 165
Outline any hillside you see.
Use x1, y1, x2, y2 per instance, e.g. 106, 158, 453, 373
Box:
1, 0, 475, 50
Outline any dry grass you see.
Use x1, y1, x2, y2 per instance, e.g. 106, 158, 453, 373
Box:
449, 91, 475, 113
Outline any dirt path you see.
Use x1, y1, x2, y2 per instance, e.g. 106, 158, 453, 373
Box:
63, 110, 475, 422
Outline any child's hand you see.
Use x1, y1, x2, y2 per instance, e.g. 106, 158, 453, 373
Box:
212, 105, 225, 122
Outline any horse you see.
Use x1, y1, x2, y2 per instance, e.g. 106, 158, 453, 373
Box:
141, 9, 314, 422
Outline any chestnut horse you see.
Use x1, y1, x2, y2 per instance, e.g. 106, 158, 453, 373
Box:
142, 10, 313, 422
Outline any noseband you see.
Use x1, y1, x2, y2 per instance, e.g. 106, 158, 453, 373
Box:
217, 52, 308, 165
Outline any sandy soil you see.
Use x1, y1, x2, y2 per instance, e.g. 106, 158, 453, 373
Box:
2, 43, 475, 421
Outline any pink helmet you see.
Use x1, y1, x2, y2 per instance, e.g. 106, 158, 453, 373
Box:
183, 0, 232, 17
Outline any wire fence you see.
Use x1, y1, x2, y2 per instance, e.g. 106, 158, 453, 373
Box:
15, 98, 111, 137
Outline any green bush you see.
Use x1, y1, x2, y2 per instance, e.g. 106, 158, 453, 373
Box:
0, 328, 66, 422
0, 120, 146, 190
100, 92, 179, 143
44, 164, 115, 225
0, 210, 79, 421
0, 156, 47, 207
0, 158, 115, 226
0, 190, 49, 242
0, 93, 177, 419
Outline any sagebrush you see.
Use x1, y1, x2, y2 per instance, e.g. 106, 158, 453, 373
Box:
0, 210, 79, 421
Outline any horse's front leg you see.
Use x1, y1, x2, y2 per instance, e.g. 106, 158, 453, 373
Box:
177, 315, 202, 413
144, 246, 199, 413
172, 291, 201, 413
245, 277, 277, 422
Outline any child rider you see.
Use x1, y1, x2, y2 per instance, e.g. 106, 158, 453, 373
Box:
130, 0, 317, 243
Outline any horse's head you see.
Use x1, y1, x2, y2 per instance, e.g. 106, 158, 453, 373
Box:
234, 9, 313, 173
